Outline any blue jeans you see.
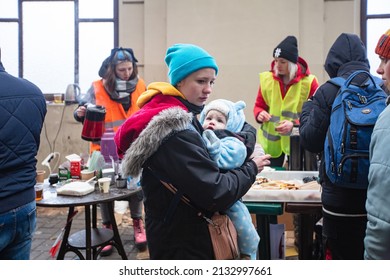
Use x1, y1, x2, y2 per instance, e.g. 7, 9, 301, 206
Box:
0, 200, 36, 260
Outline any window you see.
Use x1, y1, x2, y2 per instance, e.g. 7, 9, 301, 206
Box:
361, 0, 390, 77
0, 0, 118, 94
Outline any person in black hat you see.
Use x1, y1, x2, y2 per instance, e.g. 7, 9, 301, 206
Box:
253, 35, 319, 167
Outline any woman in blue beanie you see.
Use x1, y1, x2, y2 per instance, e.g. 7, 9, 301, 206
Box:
115, 43, 271, 259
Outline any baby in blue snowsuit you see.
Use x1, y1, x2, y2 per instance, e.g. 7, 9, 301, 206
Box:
199, 99, 262, 260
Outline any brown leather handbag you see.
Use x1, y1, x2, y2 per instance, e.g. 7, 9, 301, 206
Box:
206, 212, 239, 260
159, 179, 239, 260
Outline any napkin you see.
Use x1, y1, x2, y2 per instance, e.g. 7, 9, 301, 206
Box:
56, 181, 95, 196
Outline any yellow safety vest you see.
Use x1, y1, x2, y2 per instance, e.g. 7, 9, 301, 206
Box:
257, 72, 315, 157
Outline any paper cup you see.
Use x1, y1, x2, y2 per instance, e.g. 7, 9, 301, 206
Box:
98, 177, 111, 193
81, 170, 95, 181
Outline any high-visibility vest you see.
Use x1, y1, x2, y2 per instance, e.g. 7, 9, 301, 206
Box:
257, 72, 315, 157
89, 79, 146, 153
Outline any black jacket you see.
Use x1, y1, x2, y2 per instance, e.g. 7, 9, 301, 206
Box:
117, 88, 258, 259
299, 33, 372, 215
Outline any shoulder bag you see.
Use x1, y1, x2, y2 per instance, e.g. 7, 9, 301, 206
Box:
158, 179, 239, 260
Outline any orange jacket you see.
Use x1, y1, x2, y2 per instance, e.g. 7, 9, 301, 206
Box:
90, 78, 146, 153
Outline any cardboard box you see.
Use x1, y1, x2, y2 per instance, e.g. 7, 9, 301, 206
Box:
278, 212, 294, 231
250, 212, 294, 231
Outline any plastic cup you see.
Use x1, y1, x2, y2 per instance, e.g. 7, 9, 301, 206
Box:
54, 94, 63, 104
35, 184, 44, 201
36, 170, 46, 183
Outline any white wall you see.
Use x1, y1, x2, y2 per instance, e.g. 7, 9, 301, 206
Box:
140, 0, 359, 126
37, 0, 361, 171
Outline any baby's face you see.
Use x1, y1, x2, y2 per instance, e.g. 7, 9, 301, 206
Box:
203, 109, 227, 130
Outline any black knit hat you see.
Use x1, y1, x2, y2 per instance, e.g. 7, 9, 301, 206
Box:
273, 35, 298, 63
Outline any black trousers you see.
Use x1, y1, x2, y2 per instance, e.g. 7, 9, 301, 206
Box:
322, 212, 367, 260
270, 153, 286, 168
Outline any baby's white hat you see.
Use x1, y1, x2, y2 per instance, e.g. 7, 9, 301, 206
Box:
199, 99, 246, 132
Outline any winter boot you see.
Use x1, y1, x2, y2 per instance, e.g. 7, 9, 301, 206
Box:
133, 218, 147, 249
100, 223, 113, 257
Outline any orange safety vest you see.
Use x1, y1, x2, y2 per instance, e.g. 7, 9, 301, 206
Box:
89, 79, 146, 153
257, 72, 315, 157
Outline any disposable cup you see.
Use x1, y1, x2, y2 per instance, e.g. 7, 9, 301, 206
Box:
36, 170, 46, 183
35, 184, 44, 201
81, 170, 95, 181
54, 94, 63, 104
98, 177, 111, 193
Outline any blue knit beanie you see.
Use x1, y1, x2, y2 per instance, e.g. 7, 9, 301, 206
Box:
165, 44, 219, 86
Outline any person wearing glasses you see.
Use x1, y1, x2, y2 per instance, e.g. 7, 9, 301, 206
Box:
74, 47, 147, 256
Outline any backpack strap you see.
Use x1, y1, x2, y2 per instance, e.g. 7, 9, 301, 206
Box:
328, 71, 381, 93
327, 77, 345, 88
373, 76, 384, 87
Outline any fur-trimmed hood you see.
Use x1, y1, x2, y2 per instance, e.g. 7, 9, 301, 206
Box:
121, 107, 193, 177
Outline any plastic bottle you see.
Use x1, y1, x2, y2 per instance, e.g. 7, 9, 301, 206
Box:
100, 127, 119, 164
127, 175, 141, 190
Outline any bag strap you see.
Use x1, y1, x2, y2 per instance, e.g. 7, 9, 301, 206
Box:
329, 71, 382, 91
148, 166, 216, 225
328, 77, 345, 88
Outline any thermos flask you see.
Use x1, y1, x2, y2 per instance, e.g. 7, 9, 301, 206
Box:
81, 104, 106, 141
289, 126, 303, 171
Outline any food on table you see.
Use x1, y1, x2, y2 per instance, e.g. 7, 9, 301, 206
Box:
252, 176, 320, 191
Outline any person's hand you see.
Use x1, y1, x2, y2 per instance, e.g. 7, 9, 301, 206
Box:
275, 120, 294, 135
256, 110, 272, 123
76, 106, 87, 118
252, 154, 271, 173
250, 143, 265, 159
